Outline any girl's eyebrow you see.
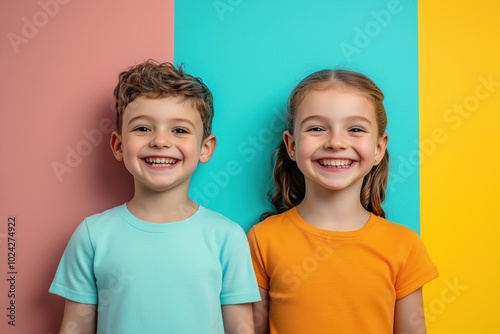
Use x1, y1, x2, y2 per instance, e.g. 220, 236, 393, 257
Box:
300, 115, 372, 125
300, 115, 329, 125
345, 115, 372, 125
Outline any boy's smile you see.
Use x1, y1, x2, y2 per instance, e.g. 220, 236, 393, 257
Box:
143, 157, 178, 167
110, 96, 215, 194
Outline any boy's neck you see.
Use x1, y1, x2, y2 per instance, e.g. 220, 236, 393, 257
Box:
297, 183, 370, 232
126, 185, 199, 223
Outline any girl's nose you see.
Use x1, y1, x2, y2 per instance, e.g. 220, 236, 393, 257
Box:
325, 131, 347, 150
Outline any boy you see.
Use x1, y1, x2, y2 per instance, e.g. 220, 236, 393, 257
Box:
49, 60, 260, 333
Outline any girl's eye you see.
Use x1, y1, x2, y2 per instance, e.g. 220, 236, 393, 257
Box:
133, 126, 150, 132
349, 127, 365, 133
307, 127, 324, 132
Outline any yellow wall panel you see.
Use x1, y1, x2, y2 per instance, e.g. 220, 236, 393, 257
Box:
419, 1, 500, 332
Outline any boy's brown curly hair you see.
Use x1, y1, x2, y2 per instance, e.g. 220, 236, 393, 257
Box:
114, 59, 214, 139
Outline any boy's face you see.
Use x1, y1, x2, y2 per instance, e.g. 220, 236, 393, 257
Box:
110, 96, 215, 193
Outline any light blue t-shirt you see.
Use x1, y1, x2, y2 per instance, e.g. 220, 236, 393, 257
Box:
49, 204, 260, 333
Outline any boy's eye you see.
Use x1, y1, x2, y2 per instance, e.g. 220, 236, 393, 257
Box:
349, 127, 366, 133
173, 128, 189, 134
133, 126, 150, 132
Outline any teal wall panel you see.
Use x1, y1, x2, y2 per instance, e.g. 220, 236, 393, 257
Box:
174, 0, 419, 232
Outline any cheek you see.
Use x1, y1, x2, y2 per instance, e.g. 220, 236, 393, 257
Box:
122, 138, 144, 155
296, 137, 318, 154
123, 140, 137, 152
180, 140, 201, 157
359, 140, 378, 157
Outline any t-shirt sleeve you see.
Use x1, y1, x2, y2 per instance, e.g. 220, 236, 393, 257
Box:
49, 220, 98, 304
395, 234, 439, 300
220, 226, 261, 305
247, 227, 270, 290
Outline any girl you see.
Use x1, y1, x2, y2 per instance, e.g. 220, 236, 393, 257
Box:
247, 69, 438, 334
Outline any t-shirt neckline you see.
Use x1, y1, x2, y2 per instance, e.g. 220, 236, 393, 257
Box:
287, 207, 379, 240
118, 203, 206, 233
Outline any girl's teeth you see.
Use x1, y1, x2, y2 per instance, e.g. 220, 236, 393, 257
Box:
319, 160, 353, 168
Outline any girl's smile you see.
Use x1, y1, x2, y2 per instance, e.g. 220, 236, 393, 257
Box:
316, 158, 354, 169
284, 87, 387, 193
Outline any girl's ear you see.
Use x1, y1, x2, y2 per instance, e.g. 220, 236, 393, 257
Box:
374, 133, 389, 165
199, 134, 216, 163
110, 131, 124, 161
283, 130, 296, 161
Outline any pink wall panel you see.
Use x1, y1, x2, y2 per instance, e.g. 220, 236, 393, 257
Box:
0, 1, 174, 332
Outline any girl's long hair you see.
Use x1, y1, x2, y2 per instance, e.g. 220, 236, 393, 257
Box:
262, 69, 389, 220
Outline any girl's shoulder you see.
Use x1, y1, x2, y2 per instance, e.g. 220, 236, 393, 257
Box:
371, 214, 422, 242
252, 208, 295, 230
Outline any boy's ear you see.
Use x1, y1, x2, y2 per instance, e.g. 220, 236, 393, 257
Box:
199, 134, 216, 163
374, 133, 389, 165
110, 131, 124, 161
283, 130, 296, 161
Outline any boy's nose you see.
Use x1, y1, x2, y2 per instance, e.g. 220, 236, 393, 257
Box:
149, 132, 172, 148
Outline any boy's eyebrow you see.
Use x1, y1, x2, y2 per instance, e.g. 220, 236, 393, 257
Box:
127, 115, 197, 127
127, 115, 152, 124
169, 118, 197, 128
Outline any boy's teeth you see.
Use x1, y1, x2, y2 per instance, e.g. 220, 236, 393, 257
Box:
145, 157, 177, 166
318, 159, 353, 168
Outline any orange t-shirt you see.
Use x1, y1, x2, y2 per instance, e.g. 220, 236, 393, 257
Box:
247, 208, 438, 334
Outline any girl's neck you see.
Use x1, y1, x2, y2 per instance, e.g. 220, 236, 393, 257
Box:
297, 183, 370, 232
126, 183, 198, 223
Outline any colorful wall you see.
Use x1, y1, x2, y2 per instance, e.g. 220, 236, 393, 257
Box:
0, 1, 498, 333
176, 0, 420, 232
419, 2, 500, 332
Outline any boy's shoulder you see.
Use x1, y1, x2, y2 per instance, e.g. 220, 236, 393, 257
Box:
81, 204, 245, 235
83, 204, 125, 224
198, 206, 243, 230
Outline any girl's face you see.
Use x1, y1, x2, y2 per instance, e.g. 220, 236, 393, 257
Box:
283, 88, 388, 194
